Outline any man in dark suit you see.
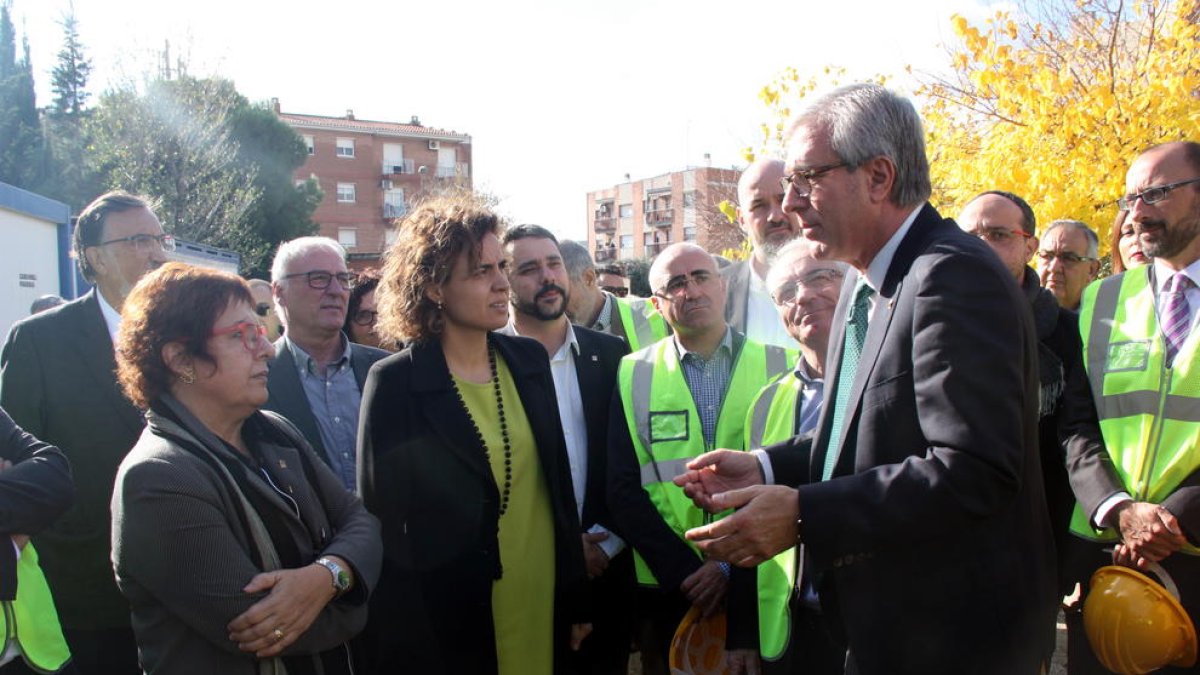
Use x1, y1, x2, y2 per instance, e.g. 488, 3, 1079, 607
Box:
675, 84, 1057, 674
499, 224, 633, 675
264, 237, 387, 491
0, 190, 169, 675
722, 158, 800, 349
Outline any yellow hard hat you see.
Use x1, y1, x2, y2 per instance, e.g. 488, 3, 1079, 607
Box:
1083, 564, 1197, 675
668, 606, 729, 675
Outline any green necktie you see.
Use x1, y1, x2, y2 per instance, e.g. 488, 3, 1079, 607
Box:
822, 280, 874, 481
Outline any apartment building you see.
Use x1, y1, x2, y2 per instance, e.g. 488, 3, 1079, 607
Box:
585, 165, 741, 265
276, 100, 472, 268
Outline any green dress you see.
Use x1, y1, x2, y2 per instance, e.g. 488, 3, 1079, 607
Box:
453, 356, 556, 675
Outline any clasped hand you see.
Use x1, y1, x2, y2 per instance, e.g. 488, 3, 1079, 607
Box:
227, 563, 338, 658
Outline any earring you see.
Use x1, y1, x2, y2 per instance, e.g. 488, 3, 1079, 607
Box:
179, 367, 195, 385
436, 301, 444, 311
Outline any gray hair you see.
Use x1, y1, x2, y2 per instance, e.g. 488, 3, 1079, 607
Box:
787, 83, 931, 208
270, 236, 346, 283
558, 240, 595, 282
1043, 220, 1099, 259
765, 239, 847, 292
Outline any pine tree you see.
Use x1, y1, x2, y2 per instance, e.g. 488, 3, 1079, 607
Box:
50, 5, 90, 119
0, 1, 45, 190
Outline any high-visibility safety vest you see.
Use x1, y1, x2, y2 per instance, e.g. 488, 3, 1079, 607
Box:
2, 543, 71, 672
1073, 268, 1200, 555
744, 370, 804, 661
618, 335, 793, 587
613, 296, 670, 352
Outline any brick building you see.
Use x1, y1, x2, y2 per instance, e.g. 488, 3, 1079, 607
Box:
276, 101, 472, 269
586, 165, 742, 265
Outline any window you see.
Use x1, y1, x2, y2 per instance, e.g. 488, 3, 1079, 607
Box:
619, 234, 634, 254
643, 231, 656, 245
337, 228, 358, 249
619, 204, 633, 218
303, 135, 315, 155
683, 191, 696, 208
385, 228, 398, 247
684, 226, 697, 241
336, 183, 356, 203
335, 138, 355, 158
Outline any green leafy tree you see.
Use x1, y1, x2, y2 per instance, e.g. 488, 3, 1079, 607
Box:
0, 1, 45, 190
41, 4, 99, 210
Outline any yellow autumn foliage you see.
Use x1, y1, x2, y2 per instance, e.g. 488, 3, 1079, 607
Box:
919, 0, 1200, 258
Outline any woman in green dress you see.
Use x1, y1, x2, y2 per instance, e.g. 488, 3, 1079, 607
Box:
356, 192, 590, 674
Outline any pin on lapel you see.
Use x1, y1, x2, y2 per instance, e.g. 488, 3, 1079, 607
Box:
278, 459, 288, 469
888, 297, 896, 310
591, 355, 598, 362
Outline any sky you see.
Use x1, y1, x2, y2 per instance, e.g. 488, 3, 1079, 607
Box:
14, 0, 1005, 242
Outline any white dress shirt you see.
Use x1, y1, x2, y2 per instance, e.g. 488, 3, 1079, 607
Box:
745, 263, 795, 349
97, 290, 122, 343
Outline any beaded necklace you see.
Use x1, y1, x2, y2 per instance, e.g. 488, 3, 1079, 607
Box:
451, 337, 514, 517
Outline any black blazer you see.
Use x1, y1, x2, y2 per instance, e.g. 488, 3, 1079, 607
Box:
0, 289, 144, 629
264, 337, 388, 465
0, 406, 74, 599
571, 326, 630, 530
767, 205, 1057, 674
356, 332, 588, 675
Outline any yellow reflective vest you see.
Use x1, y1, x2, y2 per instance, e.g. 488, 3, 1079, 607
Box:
1, 543, 71, 672
1073, 268, 1200, 555
618, 335, 793, 586
743, 370, 804, 660
613, 296, 669, 352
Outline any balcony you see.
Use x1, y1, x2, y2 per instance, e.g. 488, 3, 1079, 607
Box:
595, 248, 616, 263
384, 203, 408, 219
382, 159, 415, 175
594, 216, 616, 233
645, 242, 670, 257
645, 208, 674, 228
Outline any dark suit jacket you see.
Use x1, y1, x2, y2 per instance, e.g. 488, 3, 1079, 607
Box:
356, 333, 589, 675
264, 337, 388, 465
766, 205, 1057, 675
0, 406, 75, 600
0, 289, 145, 629
568, 327, 634, 673
721, 260, 753, 334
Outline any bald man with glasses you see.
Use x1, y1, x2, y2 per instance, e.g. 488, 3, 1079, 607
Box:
1038, 219, 1101, 311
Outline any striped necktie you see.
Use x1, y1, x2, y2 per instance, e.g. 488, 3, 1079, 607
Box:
1161, 273, 1194, 367
822, 280, 874, 481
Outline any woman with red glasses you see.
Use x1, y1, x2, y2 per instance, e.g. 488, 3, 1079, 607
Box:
109, 262, 381, 675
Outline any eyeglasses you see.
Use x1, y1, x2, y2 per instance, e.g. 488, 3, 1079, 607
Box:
254, 303, 272, 317
655, 270, 716, 300
1037, 250, 1097, 265
1117, 177, 1200, 211
97, 233, 176, 253
281, 270, 356, 290
771, 268, 845, 306
779, 163, 849, 198
210, 321, 269, 351
966, 227, 1036, 244
352, 309, 378, 326
601, 286, 630, 298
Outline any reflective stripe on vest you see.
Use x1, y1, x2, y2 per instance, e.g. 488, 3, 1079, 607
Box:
1, 543, 71, 671
1072, 269, 1200, 555
614, 297, 669, 352
743, 371, 804, 659
619, 336, 794, 586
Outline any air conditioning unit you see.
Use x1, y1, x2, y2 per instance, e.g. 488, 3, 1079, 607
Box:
428, 140, 441, 150
380, 179, 393, 190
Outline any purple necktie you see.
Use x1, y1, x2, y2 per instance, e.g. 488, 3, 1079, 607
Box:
1161, 273, 1194, 366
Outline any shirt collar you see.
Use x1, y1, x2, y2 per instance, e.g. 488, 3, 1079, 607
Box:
673, 326, 733, 361
500, 318, 579, 359
1152, 257, 1200, 293
863, 205, 923, 293
592, 292, 616, 332
96, 290, 122, 342
793, 355, 821, 384
286, 333, 351, 375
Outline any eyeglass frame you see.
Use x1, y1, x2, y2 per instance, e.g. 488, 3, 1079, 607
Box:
601, 285, 630, 297
771, 268, 846, 306
210, 320, 269, 351
965, 227, 1037, 244
779, 163, 851, 197
351, 309, 378, 326
96, 233, 176, 253
1117, 177, 1200, 211
653, 269, 718, 301
1036, 250, 1097, 265
280, 270, 357, 290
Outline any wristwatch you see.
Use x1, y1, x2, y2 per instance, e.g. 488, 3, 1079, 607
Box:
315, 557, 352, 595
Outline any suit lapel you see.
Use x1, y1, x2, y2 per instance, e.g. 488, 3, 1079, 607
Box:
76, 291, 143, 435
572, 331, 606, 522
267, 342, 327, 459
409, 341, 493, 479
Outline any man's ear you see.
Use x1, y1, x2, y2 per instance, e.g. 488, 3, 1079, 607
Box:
85, 246, 108, 278
1089, 259, 1101, 280
581, 267, 597, 289
863, 155, 898, 204
1023, 235, 1038, 265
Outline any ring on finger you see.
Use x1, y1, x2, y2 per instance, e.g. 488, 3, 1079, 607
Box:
272, 628, 285, 643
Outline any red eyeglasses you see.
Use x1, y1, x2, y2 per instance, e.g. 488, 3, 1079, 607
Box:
210, 321, 269, 351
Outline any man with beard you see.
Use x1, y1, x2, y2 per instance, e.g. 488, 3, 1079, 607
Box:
608, 242, 792, 675
499, 225, 635, 675
1062, 141, 1200, 674
1, 191, 169, 674
264, 237, 388, 491
723, 158, 800, 349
